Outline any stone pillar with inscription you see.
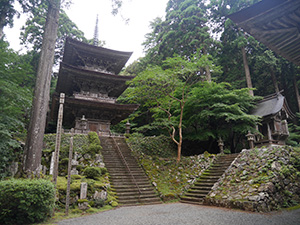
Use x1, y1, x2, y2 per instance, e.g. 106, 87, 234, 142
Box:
53, 93, 65, 185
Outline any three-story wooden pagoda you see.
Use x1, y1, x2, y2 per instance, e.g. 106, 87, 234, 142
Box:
50, 37, 138, 135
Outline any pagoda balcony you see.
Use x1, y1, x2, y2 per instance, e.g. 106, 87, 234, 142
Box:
73, 92, 116, 104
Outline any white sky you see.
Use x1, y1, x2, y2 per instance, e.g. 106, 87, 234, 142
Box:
4, 0, 169, 64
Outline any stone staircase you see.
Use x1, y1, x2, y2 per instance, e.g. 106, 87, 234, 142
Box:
99, 136, 161, 206
180, 153, 238, 205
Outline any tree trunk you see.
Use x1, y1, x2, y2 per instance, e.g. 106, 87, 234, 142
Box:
293, 73, 300, 112
205, 65, 211, 82
176, 104, 183, 163
0, 13, 6, 40
23, 0, 61, 175
241, 47, 254, 96
270, 69, 279, 93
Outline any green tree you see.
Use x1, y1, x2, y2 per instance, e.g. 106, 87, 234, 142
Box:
0, 0, 17, 39
20, 3, 86, 64
23, 0, 62, 175
126, 54, 220, 161
142, 0, 217, 81
0, 0, 45, 39
183, 81, 260, 152
0, 41, 33, 178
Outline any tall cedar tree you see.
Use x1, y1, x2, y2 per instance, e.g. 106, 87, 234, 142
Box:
23, 0, 61, 175
143, 0, 217, 81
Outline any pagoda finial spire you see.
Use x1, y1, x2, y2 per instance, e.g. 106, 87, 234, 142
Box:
93, 14, 99, 46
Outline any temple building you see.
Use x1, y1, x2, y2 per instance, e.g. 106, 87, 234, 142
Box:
251, 92, 294, 147
228, 0, 300, 67
229, 0, 299, 147
50, 37, 139, 135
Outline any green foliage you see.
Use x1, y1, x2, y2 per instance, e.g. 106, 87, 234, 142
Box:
183, 81, 260, 150
142, 0, 217, 66
0, 40, 34, 178
0, 179, 55, 224
20, 3, 87, 64
127, 134, 177, 158
287, 113, 300, 147
83, 167, 106, 179
125, 54, 219, 143
86, 132, 102, 157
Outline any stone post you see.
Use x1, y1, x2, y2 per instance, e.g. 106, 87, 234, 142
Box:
246, 131, 255, 149
125, 120, 131, 134
80, 182, 88, 199
52, 93, 65, 185
217, 137, 224, 154
49, 152, 55, 175
65, 128, 74, 216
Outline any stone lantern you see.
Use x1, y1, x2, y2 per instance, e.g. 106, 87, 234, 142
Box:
217, 137, 224, 154
80, 115, 88, 133
125, 120, 131, 134
246, 131, 255, 149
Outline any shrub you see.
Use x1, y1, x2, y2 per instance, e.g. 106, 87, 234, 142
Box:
0, 179, 55, 225
127, 134, 176, 158
83, 167, 103, 179
86, 132, 102, 156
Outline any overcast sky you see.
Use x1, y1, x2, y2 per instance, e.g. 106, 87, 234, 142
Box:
4, 0, 169, 64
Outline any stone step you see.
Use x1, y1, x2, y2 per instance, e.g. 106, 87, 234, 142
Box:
180, 196, 204, 204
180, 153, 238, 205
194, 182, 215, 187
110, 178, 150, 183
118, 197, 161, 206
117, 190, 157, 197
100, 136, 161, 206
185, 192, 207, 198
114, 187, 155, 193
108, 172, 146, 176
187, 189, 210, 195
111, 181, 151, 186
190, 185, 212, 191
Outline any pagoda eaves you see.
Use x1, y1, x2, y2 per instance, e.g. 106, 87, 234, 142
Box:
63, 37, 133, 74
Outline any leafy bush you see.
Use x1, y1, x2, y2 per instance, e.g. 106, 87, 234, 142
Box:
0, 179, 55, 224
83, 167, 105, 179
127, 134, 176, 158
86, 132, 102, 157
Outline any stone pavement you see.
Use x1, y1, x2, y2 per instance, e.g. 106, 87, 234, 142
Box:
58, 203, 300, 225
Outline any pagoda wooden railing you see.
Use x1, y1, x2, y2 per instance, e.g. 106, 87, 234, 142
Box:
111, 136, 142, 198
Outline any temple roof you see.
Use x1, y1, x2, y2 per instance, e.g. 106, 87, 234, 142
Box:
251, 92, 294, 118
55, 63, 134, 97
63, 37, 133, 74
228, 0, 300, 66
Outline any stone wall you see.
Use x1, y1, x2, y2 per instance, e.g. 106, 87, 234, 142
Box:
204, 146, 300, 212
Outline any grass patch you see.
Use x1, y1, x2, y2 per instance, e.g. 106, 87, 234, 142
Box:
286, 204, 300, 211
39, 205, 113, 224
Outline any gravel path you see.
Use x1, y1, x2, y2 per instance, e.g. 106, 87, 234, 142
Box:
58, 203, 300, 225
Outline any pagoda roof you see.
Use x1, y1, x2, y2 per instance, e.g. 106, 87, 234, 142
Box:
62, 37, 133, 74
51, 93, 139, 125
228, 0, 300, 66
251, 92, 294, 118
55, 63, 134, 97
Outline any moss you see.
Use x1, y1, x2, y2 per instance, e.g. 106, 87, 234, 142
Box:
57, 176, 67, 191
71, 208, 83, 214
70, 174, 83, 180
70, 179, 81, 191
111, 201, 118, 207
86, 208, 98, 213
77, 199, 88, 203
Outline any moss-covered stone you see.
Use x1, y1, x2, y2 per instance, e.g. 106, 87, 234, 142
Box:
205, 146, 300, 212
